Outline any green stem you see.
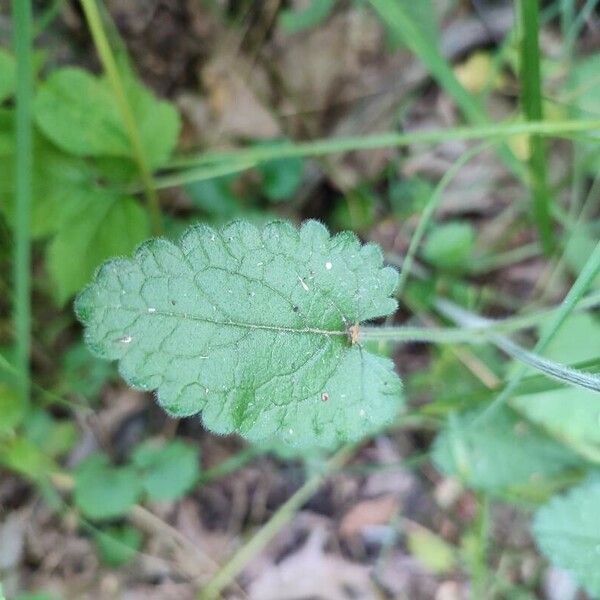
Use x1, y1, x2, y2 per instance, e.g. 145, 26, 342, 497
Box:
199, 446, 265, 485
468, 242, 540, 274
518, 0, 553, 252
359, 289, 600, 343
453, 239, 600, 420
396, 143, 490, 296
35, 0, 66, 35
166, 118, 600, 172
79, 0, 162, 234
140, 160, 256, 194
12, 0, 33, 410
369, 0, 524, 181
197, 445, 355, 600
435, 300, 600, 393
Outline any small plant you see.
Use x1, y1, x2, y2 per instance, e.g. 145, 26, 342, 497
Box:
5, 1, 600, 597
75, 220, 403, 448
75, 217, 600, 595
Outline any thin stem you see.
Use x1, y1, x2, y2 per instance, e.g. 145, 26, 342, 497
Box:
166, 118, 600, 172
437, 235, 600, 418
79, 0, 163, 234
12, 0, 33, 410
35, 0, 67, 35
435, 299, 600, 393
518, 0, 553, 252
396, 143, 490, 296
468, 242, 540, 274
197, 444, 355, 600
369, 0, 524, 181
359, 324, 488, 344
359, 288, 600, 343
140, 160, 256, 194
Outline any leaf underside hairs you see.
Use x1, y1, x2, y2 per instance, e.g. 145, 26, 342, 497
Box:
75, 220, 404, 448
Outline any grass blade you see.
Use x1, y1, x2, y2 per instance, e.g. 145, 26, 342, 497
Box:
396, 142, 490, 296
164, 118, 600, 176
478, 239, 600, 421
518, 0, 553, 253
79, 0, 163, 234
12, 0, 33, 409
368, 0, 524, 179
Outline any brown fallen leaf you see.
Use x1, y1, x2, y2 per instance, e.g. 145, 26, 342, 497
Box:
247, 526, 376, 600
339, 494, 399, 537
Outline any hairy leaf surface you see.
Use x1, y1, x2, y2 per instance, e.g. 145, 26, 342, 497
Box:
76, 220, 403, 447
433, 406, 583, 492
534, 475, 600, 597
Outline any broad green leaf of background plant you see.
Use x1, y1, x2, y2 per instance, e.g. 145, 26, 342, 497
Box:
279, 0, 335, 33
76, 220, 403, 448
186, 175, 240, 218
432, 406, 583, 493
257, 144, 305, 202
0, 110, 96, 239
423, 221, 475, 271
131, 440, 200, 502
511, 314, 600, 461
569, 52, 600, 173
94, 525, 142, 567
47, 192, 150, 305
0, 49, 16, 102
0, 438, 54, 481
534, 475, 600, 597
513, 387, 600, 462
74, 454, 142, 520
564, 225, 600, 288
407, 527, 456, 575
396, 0, 439, 48
34, 67, 180, 168
61, 342, 115, 400
23, 411, 78, 459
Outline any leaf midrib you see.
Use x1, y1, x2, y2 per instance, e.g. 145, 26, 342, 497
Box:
119, 305, 349, 337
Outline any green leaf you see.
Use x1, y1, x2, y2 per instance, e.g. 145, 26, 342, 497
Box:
75, 220, 403, 448
432, 406, 583, 492
1, 438, 54, 480
570, 52, 600, 174
34, 67, 180, 167
511, 313, 600, 461
257, 142, 304, 202
23, 410, 78, 459
0, 110, 95, 239
61, 341, 115, 400
376, 0, 439, 51
185, 175, 240, 218
0, 382, 26, 432
407, 528, 456, 574
131, 439, 200, 502
74, 454, 142, 520
0, 49, 16, 102
512, 387, 600, 462
279, 0, 335, 33
423, 221, 475, 271
47, 192, 150, 305
534, 475, 600, 597
332, 187, 377, 232
94, 525, 142, 567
